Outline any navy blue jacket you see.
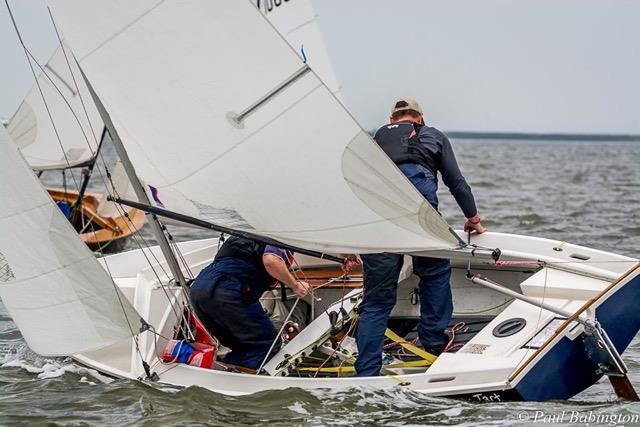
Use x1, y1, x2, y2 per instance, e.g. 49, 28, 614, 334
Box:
417, 126, 477, 218
375, 123, 478, 218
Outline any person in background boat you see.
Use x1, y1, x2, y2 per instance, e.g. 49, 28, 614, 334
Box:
189, 235, 311, 371
355, 97, 487, 377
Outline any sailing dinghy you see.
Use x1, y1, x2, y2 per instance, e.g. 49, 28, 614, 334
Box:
6, 43, 144, 252
1, 0, 638, 401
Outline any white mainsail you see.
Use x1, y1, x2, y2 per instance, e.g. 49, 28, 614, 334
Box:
7, 43, 103, 171
0, 125, 140, 356
256, 0, 342, 98
47, 0, 462, 254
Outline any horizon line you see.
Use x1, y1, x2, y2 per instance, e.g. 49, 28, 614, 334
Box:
444, 131, 640, 142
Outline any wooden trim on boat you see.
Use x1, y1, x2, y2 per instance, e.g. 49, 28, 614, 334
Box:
295, 264, 363, 288
47, 187, 145, 247
508, 262, 640, 383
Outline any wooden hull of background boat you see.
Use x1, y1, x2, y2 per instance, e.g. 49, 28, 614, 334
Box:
47, 187, 145, 252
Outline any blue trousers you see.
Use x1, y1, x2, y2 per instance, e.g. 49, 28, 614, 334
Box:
189, 262, 279, 370
355, 168, 453, 377
355, 254, 452, 376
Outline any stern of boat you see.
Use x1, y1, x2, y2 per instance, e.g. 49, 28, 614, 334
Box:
507, 263, 640, 401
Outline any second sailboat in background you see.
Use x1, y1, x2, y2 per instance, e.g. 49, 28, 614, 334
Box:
6, 42, 144, 252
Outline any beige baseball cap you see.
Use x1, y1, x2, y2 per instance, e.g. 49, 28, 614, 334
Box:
390, 96, 423, 115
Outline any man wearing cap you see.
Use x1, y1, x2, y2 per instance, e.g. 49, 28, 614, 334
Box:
355, 97, 487, 377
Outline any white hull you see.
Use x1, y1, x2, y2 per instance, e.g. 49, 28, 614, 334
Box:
77, 232, 639, 400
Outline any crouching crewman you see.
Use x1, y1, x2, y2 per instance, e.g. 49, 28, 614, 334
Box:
190, 235, 310, 371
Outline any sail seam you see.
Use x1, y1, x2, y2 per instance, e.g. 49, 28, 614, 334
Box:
285, 16, 317, 35
0, 254, 107, 285
164, 82, 323, 187
11, 129, 35, 145
0, 201, 51, 221
2, 288, 105, 310
263, 236, 456, 253
79, 0, 166, 62
256, 212, 423, 235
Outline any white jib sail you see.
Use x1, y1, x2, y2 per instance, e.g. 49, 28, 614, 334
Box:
256, 0, 342, 98
0, 125, 140, 356
48, 0, 462, 254
7, 43, 103, 171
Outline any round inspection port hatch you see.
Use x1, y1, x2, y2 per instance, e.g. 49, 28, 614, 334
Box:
492, 318, 526, 338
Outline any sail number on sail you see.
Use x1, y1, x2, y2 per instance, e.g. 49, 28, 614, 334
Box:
255, 0, 291, 14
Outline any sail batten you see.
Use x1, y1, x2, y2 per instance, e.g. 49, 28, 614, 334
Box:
0, 125, 141, 356
47, 0, 461, 254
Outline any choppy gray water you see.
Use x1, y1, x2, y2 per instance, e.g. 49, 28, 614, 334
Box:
1, 139, 638, 426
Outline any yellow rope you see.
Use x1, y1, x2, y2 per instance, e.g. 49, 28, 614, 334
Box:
298, 359, 431, 374
384, 328, 438, 363
298, 329, 437, 375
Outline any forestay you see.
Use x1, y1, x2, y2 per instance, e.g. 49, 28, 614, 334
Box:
7, 43, 102, 171
48, 0, 463, 254
255, 0, 342, 98
0, 125, 140, 356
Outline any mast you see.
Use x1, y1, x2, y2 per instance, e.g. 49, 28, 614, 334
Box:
70, 127, 107, 223
77, 65, 187, 286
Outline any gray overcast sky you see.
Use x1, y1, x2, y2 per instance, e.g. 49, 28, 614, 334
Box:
312, 0, 640, 134
1, 0, 58, 119
2, 0, 639, 134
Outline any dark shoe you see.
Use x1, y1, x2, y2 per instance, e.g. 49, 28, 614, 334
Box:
424, 343, 445, 356
424, 335, 450, 356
